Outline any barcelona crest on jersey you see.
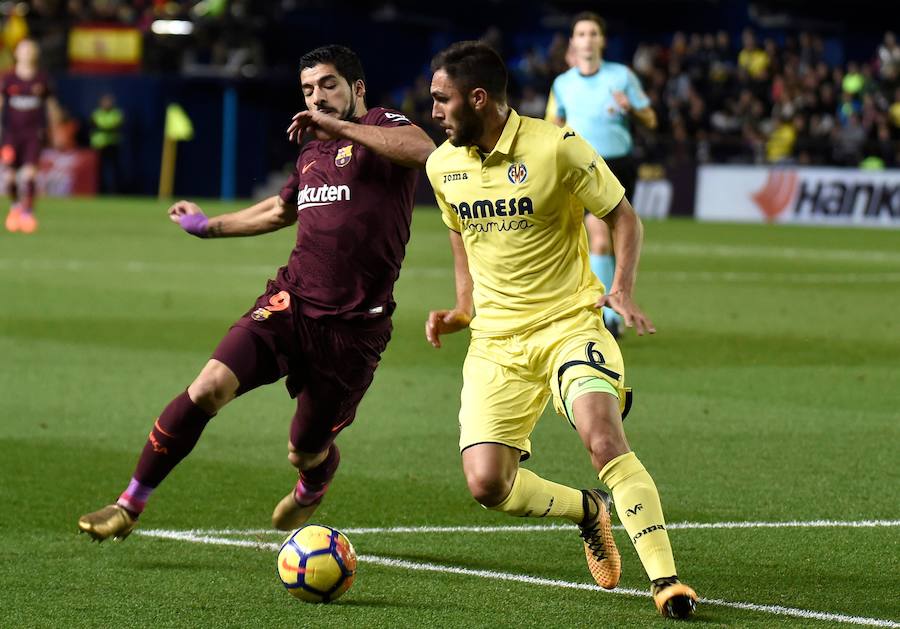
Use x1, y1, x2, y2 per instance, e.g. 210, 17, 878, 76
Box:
335, 144, 353, 167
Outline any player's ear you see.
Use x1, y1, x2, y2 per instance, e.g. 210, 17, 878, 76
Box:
353, 79, 366, 101
470, 87, 488, 111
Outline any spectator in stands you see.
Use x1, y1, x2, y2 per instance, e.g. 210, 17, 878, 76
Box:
877, 32, 900, 79
738, 29, 769, 81
765, 111, 798, 163
833, 113, 867, 165
517, 84, 547, 118
90, 93, 124, 193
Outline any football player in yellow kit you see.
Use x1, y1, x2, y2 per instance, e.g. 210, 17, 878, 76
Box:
425, 40, 696, 619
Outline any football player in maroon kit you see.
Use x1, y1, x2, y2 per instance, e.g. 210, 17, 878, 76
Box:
78, 45, 435, 540
1, 39, 60, 234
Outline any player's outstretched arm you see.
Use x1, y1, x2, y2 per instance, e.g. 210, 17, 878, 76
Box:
426, 230, 474, 348
288, 110, 435, 169
168, 195, 296, 238
598, 197, 656, 336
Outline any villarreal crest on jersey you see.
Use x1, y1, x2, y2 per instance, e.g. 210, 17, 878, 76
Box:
426, 110, 625, 337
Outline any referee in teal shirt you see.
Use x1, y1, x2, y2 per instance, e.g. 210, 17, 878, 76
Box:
547, 12, 657, 337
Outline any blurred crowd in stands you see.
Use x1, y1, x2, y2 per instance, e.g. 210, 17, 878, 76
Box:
4, 0, 900, 170
0, 0, 266, 76
396, 28, 900, 169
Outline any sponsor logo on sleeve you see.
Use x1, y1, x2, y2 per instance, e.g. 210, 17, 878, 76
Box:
384, 111, 411, 124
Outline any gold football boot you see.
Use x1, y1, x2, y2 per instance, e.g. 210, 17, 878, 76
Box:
578, 488, 621, 589
77, 505, 138, 542
652, 576, 698, 619
271, 491, 322, 531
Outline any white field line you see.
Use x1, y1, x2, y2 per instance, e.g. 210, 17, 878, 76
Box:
136, 528, 900, 628
640, 270, 900, 284
4, 241, 899, 270
165, 518, 900, 537
2, 256, 900, 284
643, 242, 900, 264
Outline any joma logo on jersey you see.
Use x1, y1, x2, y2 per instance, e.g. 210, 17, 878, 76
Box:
625, 503, 643, 517
296, 184, 351, 211
451, 196, 534, 220
508, 162, 527, 184
443, 172, 468, 183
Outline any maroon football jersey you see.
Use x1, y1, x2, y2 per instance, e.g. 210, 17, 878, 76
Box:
0, 71, 52, 133
277, 107, 419, 320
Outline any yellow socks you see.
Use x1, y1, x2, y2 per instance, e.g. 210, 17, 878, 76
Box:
599, 451, 677, 580
488, 468, 585, 523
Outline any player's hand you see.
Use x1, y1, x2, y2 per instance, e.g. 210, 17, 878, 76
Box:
425, 308, 472, 349
596, 291, 656, 336
611, 91, 631, 112
167, 200, 209, 237
287, 110, 344, 143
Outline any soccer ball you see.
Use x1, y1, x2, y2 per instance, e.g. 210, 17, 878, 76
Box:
276, 524, 357, 603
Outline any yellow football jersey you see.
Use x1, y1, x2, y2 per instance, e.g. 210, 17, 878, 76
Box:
426, 109, 625, 337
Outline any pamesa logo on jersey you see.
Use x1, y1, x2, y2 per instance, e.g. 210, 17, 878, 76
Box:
507, 162, 527, 184
450, 196, 536, 233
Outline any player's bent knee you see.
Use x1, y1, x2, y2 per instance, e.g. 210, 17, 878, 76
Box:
188, 361, 239, 413
585, 436, 629, 469
465, 470, 513, 507
287, 442, 328, 470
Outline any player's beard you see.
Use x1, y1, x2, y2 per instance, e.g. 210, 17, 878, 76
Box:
449, 101, 484, 147
340, 92, 358, 122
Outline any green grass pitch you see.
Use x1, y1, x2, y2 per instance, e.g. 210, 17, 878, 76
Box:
1, 197, 898, 628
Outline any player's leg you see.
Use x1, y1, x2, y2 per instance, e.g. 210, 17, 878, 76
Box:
571, 387, 696, 617
462, 443, 622, 588
461, 442, 586, 522
271, 393, 343, 530
272, 317, 391, 530
458, 340, 583, 524
78, 326, 282, 541
584, 213, 623, 337
554, 309, 696, 617
3, 154, 20, 232
16, 162, 38, 233
456, 337, 622, 586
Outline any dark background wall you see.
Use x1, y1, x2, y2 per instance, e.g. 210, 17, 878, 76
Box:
48, 0, 896, 197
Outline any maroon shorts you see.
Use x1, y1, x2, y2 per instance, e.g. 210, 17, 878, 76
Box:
211, 281, 392, 452
1, 131, 44, 168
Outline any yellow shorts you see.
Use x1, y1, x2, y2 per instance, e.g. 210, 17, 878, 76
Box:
458, 307, 626, 458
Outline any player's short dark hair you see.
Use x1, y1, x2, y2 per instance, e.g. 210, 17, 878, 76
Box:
298, 45, 366, 85
571, 11, 606, 36
431, 40, 508, 103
